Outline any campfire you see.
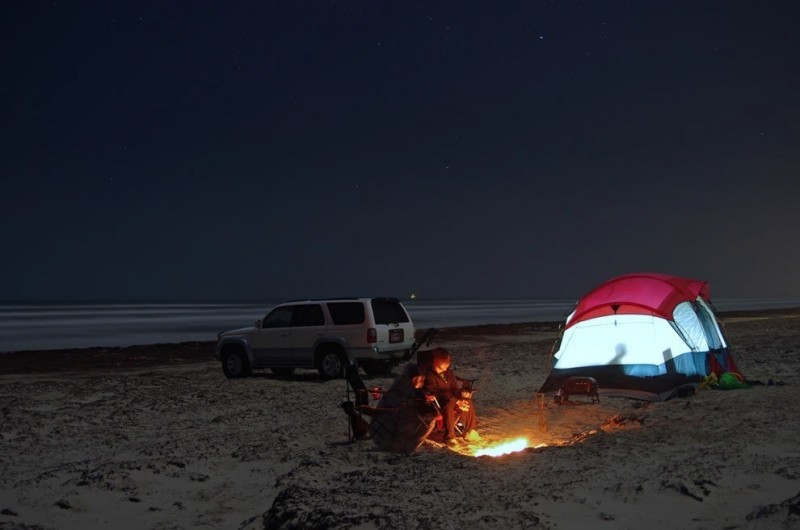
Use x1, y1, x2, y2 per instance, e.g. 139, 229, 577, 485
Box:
473, 437, 530, 457
447, 436, 548, 457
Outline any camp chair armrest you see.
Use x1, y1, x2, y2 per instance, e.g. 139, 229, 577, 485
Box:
456, 376, 478, 393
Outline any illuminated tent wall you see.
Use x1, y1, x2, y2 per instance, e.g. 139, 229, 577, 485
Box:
538, 273, 741, 401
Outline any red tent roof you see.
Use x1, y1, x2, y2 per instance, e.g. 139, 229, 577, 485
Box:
566, 272, 710, 328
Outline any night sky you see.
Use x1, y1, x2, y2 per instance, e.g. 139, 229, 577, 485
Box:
3, 1, 799, 302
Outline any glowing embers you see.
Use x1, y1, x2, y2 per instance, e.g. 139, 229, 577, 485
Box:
445, 436, 548, 457
474, 437, 530, 457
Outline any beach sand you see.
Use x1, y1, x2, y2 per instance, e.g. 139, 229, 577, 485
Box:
1, 309, 799, 529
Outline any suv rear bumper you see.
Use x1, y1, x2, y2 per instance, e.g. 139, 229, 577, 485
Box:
350, 346, 410, 364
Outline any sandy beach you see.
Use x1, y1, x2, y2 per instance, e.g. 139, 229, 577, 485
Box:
1, 309, 799, 529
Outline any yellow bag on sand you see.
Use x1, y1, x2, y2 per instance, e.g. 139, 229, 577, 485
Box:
699, 373, 718, 390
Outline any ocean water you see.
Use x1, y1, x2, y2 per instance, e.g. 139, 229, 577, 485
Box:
1, 297, 798, 353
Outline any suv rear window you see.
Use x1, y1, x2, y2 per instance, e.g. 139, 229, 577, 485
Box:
327, 302, 365, 325
371, 299, 409, 324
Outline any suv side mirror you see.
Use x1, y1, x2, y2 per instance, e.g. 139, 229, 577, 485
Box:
255, 319, 262, 329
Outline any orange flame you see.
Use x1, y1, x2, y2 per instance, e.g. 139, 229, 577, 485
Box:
473, 437, 530, 457
444, 436, 546, 457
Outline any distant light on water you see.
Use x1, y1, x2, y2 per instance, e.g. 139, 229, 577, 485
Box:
404, 299, 576, 329
1, 297, 798, 352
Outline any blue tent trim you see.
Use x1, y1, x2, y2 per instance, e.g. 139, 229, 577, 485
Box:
538, 349, 733, 401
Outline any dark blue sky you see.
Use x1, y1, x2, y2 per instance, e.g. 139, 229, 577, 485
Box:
2, 1, 799, 302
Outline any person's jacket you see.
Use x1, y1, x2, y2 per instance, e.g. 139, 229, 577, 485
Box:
423, 368, 460, 402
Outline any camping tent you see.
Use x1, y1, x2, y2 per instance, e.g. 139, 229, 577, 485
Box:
538, 273, 741, 401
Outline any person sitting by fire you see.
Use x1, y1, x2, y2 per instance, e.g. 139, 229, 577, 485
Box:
422, 347, 478, 444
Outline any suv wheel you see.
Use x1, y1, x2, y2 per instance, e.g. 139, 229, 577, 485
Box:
222, 349, 251, 379
317, 348, 345, 379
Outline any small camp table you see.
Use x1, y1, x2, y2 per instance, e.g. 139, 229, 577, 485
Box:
554, 376, 600, 404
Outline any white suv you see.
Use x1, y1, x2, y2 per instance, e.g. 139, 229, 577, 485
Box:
215, 297, 416, 379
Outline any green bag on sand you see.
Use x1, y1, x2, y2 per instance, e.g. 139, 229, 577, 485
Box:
717, 372, 750, 390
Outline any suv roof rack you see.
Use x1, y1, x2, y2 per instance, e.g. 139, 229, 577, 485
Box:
283, 297, 400, 303
284, 297, 360, 303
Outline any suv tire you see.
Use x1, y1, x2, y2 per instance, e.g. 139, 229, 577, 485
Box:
317, 348, 345, 379
222, 348, 251, 379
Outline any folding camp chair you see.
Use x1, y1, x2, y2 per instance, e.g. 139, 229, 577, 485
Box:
341, 364, 437, 453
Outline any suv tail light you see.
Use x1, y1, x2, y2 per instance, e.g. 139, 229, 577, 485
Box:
367, 327, 377, 343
